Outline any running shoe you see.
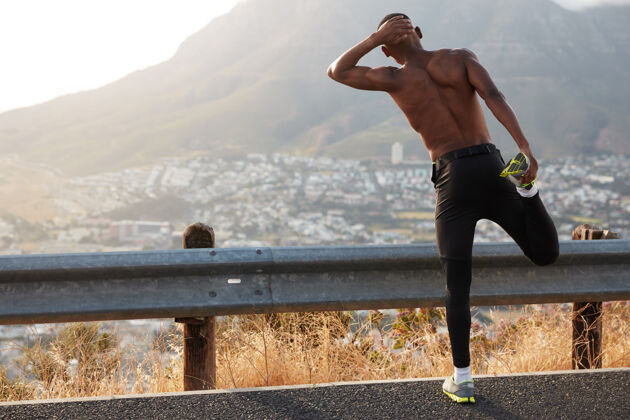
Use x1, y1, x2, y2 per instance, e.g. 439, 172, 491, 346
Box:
442, 376, 476, 404
499, 152, 535, 189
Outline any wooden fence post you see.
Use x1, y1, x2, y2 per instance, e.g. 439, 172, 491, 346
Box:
571, 224, 619, 369
175, 222, 217, 390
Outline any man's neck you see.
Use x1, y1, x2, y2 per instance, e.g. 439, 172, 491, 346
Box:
401, 43, 429, 66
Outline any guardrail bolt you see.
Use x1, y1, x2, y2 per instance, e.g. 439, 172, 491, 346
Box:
571, 224, 618, 369
177, 222, 217, 391
256, 249, 262, 254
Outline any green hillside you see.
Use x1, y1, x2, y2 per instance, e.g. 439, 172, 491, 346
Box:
0, 0, 628, 175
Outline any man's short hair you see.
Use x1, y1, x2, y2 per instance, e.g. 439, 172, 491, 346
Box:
378, 13, 409, 30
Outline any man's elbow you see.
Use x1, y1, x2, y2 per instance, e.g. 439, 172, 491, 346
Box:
327, 61, 347, 82
327, 64, 338, 81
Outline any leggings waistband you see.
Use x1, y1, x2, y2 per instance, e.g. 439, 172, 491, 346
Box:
433, 143, 497, 169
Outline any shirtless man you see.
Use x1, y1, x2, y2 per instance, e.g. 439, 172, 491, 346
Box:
328, 13, 559, 403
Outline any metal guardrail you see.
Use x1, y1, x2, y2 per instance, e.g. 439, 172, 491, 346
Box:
1, 240, 629, 325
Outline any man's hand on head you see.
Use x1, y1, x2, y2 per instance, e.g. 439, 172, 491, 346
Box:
327, 15, 411, 91
374, 15, 414, 46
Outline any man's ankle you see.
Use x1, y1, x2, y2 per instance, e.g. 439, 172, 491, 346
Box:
516, 183, 538, 198
454, 365, 472, 383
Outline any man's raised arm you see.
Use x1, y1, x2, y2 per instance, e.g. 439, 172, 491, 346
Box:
327, 16, 413, 92
463, 49, 538, 185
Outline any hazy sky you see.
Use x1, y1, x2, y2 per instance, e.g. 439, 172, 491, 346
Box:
0, 0, 628, 114
0, 0, 239, 114
554, 0, 630, 8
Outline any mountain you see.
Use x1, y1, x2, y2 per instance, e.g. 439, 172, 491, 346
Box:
0, 0, 628, 175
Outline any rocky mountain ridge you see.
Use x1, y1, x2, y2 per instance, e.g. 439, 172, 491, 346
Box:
0, 0, 628, 175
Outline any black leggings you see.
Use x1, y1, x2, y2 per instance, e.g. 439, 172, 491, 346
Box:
431, 144, 559, 368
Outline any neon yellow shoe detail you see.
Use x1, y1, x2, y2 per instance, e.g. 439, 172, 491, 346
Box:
443, 389, 476, 403
500, 152, 535, 189
500, 152, 529, 178
442, 376, 476, 404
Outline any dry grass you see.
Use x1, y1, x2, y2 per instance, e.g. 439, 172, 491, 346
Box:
1, 302, 628, 402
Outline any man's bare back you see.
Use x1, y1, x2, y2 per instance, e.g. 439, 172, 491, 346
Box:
328, 14, 538, 185
385, 49, 492, 160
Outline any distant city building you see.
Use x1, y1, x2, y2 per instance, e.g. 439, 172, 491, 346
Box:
391, 142, 403, 165
161, 167, 195, 189
111, 221, 172, 243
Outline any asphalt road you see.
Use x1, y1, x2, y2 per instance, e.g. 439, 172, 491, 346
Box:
1, 368, 628, 419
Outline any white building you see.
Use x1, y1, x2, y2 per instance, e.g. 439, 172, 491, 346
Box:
111, 221, 172, 242
391, 142, 403, 165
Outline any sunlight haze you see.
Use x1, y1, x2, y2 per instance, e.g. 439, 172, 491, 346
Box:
0, 0, 627, 114
0, 0, 239, 113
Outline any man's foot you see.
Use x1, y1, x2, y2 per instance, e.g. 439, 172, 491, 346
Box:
442, 376, 475, 404
500, 152, 535, 189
